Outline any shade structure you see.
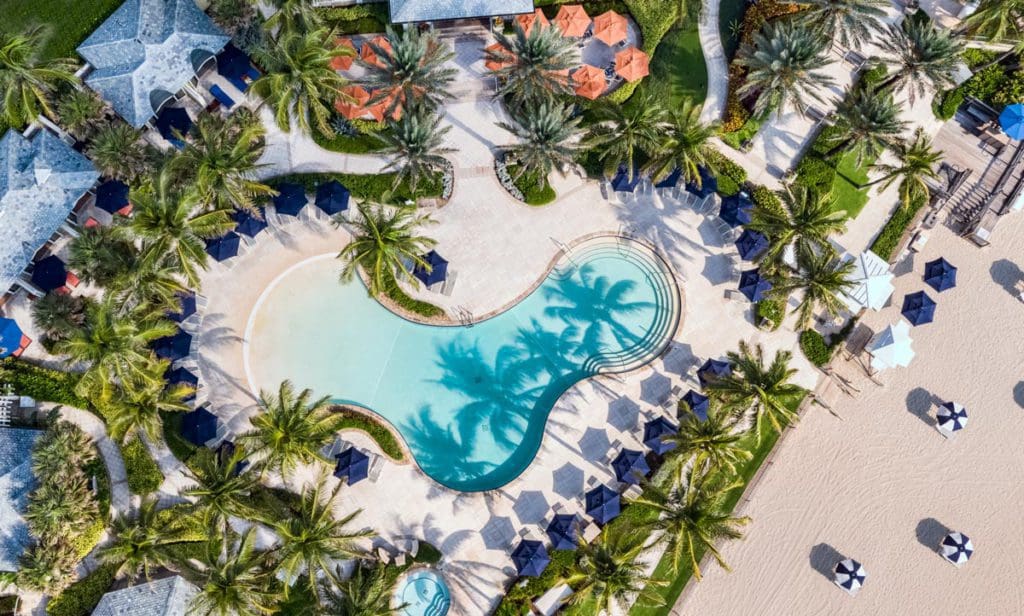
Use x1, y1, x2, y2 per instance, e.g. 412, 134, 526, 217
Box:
335, 85, 372, 119
611, 448, 650, 484
936, 401, 968, 435
232, 209, 268, 238
719, 192, 754, 227
610, 163, 642, 193
413, 250, 448, 286
95, 179, 130, 214
592, 10, 628, 46
217, 44, 252, 82
940, 532, 974, 566
166, 366, 198, 388
153, 330, 193, 361
614, 47, 649, 82
553, 4, 591, 37
573, 65, 607, 100
330, 37, 356, 71
511, 539, 550, 577
546, 514, 580, 550
642, 416, 678, 454
333, 447, 370, 485
684, 167, 717, 197
181, 407, 218, 446
359, 35, 392, 68
205, 232, 241, 262
735, 229, 769, 261
839, 250, 894, 312
654, 167, 682, 189
901, 291, 936, 326
924, 258, 957, 292
30, 256, 68, 292
698, 358, 732, 387
516, 8, 550, 36
167, 291, 196, 323
315, 180, 350, 215
585, 485, 621, 525
484, 42, 513, 71
273, 183, 308, 216
999, 103, 1024, 140
834, 558, 866, 594
867, 321, 915, 371
365, 90, 402, 122
155, 106, 192, 142
680, 390, 709, 421
0, 318, 24, 358
738, 269, 773, 302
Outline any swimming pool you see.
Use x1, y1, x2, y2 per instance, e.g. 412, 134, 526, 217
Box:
394, 568, 450, 616
245, 236, 680, 491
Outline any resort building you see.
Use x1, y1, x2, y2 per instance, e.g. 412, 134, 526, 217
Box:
77, 0, 230, 128
93, 575, 199, 616
0, 427, 42, 572
0, 128, 99, 304
385, 0, 533, 23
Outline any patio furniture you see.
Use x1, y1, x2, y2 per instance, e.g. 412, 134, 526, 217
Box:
209, 84, 235, 109
533, 584, 573, 616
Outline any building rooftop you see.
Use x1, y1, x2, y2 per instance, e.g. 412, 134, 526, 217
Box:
0, 129, 99, 297
389, 0, 533, 23
93, 575, 199, 616
77, 0, 230, 128
0, 427, 42, 572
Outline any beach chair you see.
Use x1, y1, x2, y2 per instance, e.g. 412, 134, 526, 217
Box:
245, 66, 261, 81
228, 74, 249, 93
209, 84, 236, 109
441, 270, 458, 297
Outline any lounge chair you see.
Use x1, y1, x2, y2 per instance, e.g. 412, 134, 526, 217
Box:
228, 74, 249, 93
209, 84, 236, 109
245, 65, 260, 81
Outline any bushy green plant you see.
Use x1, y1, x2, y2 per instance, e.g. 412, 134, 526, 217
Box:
756, 298, 784, 330
717, 174, 741, 196
322, 3, 390, 33
69, 518, 105, 559
799, 330, 831, 366
44, 563, 117, 616
869, 192, 927, 259
793, 155, 836, 194
961, 48, 998, 69
335, 409, 405, 461
508, 164, 557, 205
380, 270, 445, 318
750, 184, 783, 215
121, 438, 163, 495
0, 358, 89, 408
269, 172, 442, 202
935, 88, 965, 120
706, 149, 747, 184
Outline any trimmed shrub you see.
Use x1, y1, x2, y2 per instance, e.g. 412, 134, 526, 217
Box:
0, 358, 88, 408
607, 79, 641, 104
69, 518, 105, 559
717, 174, 741, 197
336, 408, 405, 461
935, 88, 965, 120
793, 155, 836, 194
706, 149, 747, 184
750, 184, 783, 215
121, 438, 163, 495
756, 298, 784, 330
381, 271, 445, 319
870, 192, 927, 260
509, 166, 558, 206
799, 330, 831, 366
268, 172, 442, 203
45, 563, 117, 616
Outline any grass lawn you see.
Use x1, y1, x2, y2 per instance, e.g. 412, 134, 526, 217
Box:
632, 25, 708, 109
718, 0, 748, 61
831, 152, 873, 220
0, 0, 123, 61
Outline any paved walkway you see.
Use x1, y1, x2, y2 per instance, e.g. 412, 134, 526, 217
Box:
697, 0, 728, 124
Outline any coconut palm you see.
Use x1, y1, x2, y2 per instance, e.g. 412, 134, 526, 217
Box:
961, 0, 1024, 53
870, 126, 943, 209
103, 382, 192, 443
24, 472, 98, 540
632, 472, 750, 579
0, 26, 77, 127
108, 252, 192, 315
188, 529, 280, 616
584, 96, 668, 181
321, 563, 401, 615
825, 86, 908, 165
99, 497, 197, 584
499, 102, 581, 186
360, 26, 457, 114
662, 404, 752, 485
563, 528, 664, 613
262, 0, 322, 34
489, 24, 576, 110
876, 19, 961, 104
31, 420, 96, 480
645, 100, 719, 188
183, 446, 259, 538
337, 202, 437, 296
250, 28, 350, 136
380, 108, 454, 193
87, 123, 152, 182
799, 0, 887, 49
55, 88, 107, 141
748, 184, 846, 271
67, 225, 138, 288
707, 341, 804, 438
13, 541, 77, 594
31, 293, 89, 344
773, 250, 856, 330
737, 21, 835, 118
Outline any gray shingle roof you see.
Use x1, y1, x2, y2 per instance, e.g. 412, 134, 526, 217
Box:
93, 576, 199, 616
0, 130, 99, 297
0, 427, 42, 572
389, 0, 533, 23
77, 0, 230, 128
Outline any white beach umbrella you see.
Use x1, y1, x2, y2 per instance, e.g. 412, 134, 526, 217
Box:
936, 402, 968, 436
867, 321, 915, 372
834, 558, 867, 594
839, 250, 895, 312
940, 532, 974, 566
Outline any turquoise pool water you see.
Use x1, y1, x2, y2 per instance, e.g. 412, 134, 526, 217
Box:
395, 568, 450, 616
246, 237, 679, 491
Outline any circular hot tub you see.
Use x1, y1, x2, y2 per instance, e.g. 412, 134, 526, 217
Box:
393, 567, 451, 616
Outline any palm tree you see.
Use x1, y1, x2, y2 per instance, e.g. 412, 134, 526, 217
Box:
631, 473, 750, 579
876, 19, 961, 104
183, 446, 259, 538
773, 250, 856, 330
103, 382, 192, 443
321, 563, 400, 615
240, 380, 343, 479
24, 473, 98, 540
825, 86, 908, 165
337, 202, 437, 296
107, 252, 192, 315
31, 292, 89, 344
961, 0, 1024, 54
31, 420, 96, 480
747, 184, 847, 271
499, 102, 581, 186
563, 528, 663, 613
170, 109, 274, 214
380, 109, 454, 193
584, 96, 667, 181
250, 28, 350, 136
0, 26, 76, 127
87, 123, 152, 182
262, 0, 322, 34
56, 88, 107, 141
99, 496, 196, 584
870, 126, 943, 209
662, 404, 752, 485
707, 341, 805, 437
273, 475, 371, 598
489, 24, 577, 110
188, 529, 280, 616
737, 21, 835, 118
799, 0, 887, 49
66, 225, 138, 288
360, 26, 457, 114
645, 100, 719, 188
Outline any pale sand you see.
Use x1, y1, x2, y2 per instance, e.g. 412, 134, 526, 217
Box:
675, 212, 1024, 615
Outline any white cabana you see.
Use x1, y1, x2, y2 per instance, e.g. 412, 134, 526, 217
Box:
867, 321, 915, 372
839, 250, 895, 312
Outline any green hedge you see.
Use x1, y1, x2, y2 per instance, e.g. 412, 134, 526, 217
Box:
509, 165, 557, 206
380, 269, 445, 318
750, 184, 782, 215
45, 563, 117, 616
799, 330, 831, 366
69, 518, 105, 559
706, 149, 747, 198
869, 192, 927, 260
322, 3, 390, 34
313, 130, 386, 154
83, 455, 111, 516
755, 298, 784, 330
0, 358, 88, 408
336, 408, 405, 461
121, 438, 163, 495
269, 171, 441, 203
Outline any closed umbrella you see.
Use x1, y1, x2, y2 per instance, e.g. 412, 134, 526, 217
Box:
923, 258, 957, 292
680, 390, 709, 421
697, 358, 731, 386
611, 449, 650, 484
31, 256, 69, 292
940, 532, 973, 566
272, 183, 308, 216
936, 401, 967, 436
642, 417, 678, 454
232, 209, 268, 238
511, 539, 550, 577
546, 514, 579, 550
585, 485, 620, 525
0, 318, 25, 358
999, 103, 1024, 140
205, 232, 241, 262
333, 447, 370, 485
735, 229, 769, 261
901, 291, 936, 326
834, 558, 866, 594
315, 180, 350, 215
413, 250, 448, 286
738, 269, 772, 302
181, 407, 218, 445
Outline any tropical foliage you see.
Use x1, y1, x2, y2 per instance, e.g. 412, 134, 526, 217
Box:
584, 96, 667, 180
773, 250, 856, 330
644, 100, 718, 187
799, 0, 886, 49
500, 102, 581, 186
381, 108, 454, 193
870, 126, 943, 209
877, 18, 962, 104
488, 24, 576, 110
748, 184, 847, 271
337, 202, 437, 296
707, 341, 805, 437
0, 26, 76, 127
360, 26, 457, 113
736, 20, 835, 117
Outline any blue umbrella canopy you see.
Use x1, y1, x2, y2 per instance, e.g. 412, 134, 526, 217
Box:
156, 106, 192, 141
165, 366, 198, 400
999, 103, 1024, 140
166, 291, 196, 323
735, 229, 769, 261
737, 269, 772, 302
334, 447, 370, 485
95, 179, 130, 214
611, 449, 650, 484
610, 164, 642, 193
585, 485, 621, 525
0, 318, 24, 358
684, 166, 717, 197
923, 258, 957, 292
30, 256, 68, 292
511, 539, 550, 577
642, 417, 678, 454
719, 192, 754, 227
546, 514, 580, 550
680, 389, 710, 421
232, 209, 268, 238
273, 183, 308, 216
413, 250, 448, 286
217, 43, 251, 81
181, 407, 218, 445
315, 180, 350, 215
697, 358, 732, 386
901, 291, 936, 326
153, 330, 193, 361
205, 232, 241, 262
654, 167, 682, 189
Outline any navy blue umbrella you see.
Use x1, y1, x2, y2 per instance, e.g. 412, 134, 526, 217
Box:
272, 183, 308, 216
30, 256, 68, 292
610, 164, 642, 193
680, 389, 709, 421
546, 514, 579, 550
643, 417, 678, 454
95, 180, 130, 214
698, 358, 732, 386
315, 180, 350, 215
923, 258, 957, 292
611, 449, 650, 484
719, 192, 754, 227
684, 167, 717, 198
735, 229, 769, 261
737, 269, 772, 302
181, 407, 218, 445
156, 106, 192, 142
217, 43, 251, 81
153, 330, 193, 361
654, 167, 682, 189
511, 539, 550, 577
413, 250, 448, 286
232, 209, 268, 238
901, 291, 936, 326
165, 366, 198, 401
585, 485, 621, 525
166, 291, 196, 323
333, 447, 370, 485
205, 232, 241, 262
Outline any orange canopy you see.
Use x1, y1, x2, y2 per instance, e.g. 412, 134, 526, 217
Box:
334, 85, 371, 119
330, 37, 356, 71
553, 5, 591, 38
366, 90, 402, 122
593, 10, 628, 46
573, 65, 607, 100
360, 35, 392, 68
614, 46, 649, 82
515, 8, 550, 36
484, 42, 514, 71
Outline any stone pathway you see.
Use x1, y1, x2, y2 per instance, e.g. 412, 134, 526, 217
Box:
698, 0, 728, 124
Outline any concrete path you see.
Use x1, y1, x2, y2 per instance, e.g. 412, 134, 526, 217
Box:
698, 0, 728, 124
